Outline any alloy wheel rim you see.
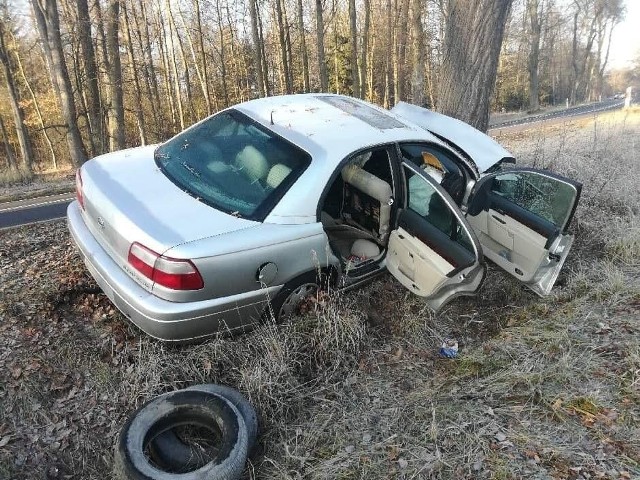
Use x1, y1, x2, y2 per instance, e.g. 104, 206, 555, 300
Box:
278, 283, 318, 318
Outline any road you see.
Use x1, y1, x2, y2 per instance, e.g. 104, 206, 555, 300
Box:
0, 99, 626, 230
489, 98, 625, 132
0, 192, 74, 230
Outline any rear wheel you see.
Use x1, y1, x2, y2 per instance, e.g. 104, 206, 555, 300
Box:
267, 270, 333, 322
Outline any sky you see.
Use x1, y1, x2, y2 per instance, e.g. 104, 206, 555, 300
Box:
608, 0, 640, 70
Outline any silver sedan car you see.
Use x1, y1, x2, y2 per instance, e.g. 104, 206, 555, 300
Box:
67, 94, 582, 342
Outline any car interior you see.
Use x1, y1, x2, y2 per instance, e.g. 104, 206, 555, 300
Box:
319, 148, 395, 273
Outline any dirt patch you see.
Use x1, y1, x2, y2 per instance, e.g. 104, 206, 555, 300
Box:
1, 112, 639, 479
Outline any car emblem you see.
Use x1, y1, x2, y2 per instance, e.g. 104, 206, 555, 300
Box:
97, 216, 105, 229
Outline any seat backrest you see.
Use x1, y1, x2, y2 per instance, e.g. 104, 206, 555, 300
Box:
341, 164, 393, 241
235, 145, 269, 183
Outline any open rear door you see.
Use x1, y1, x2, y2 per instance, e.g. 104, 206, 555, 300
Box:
465, 168, 582, 296
386, 163, 486, 311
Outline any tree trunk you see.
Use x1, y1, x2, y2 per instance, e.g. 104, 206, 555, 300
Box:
181, 0, 212, 114
296, 0, 310, 92
215, 0, 230, 105
31, 0, 87, 166
106, 0, 125, 150
0, 20, 34, 177
249, 0, 267, 96
76, 0, 102, 155
383, 0, 392, 107
315, 0, 328, 91
135, 1, 163, 131
437, 0, 513, 132
393, 0, 410, 103
122, 3, 147, 145
359, 0, 370, 99
348, 0, 359, 97
0, 114, 18, 172
162, 0, 185, 130
274, 0, 292, 93
410, 0, 425, 106
527, 0, 541, 112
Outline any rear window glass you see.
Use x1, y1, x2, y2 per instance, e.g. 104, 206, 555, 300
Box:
155, 110, 311, 220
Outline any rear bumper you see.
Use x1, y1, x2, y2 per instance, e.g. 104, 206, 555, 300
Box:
66, 201, 279, 341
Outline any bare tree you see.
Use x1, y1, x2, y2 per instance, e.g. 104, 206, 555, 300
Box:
76, 0, 102, 155
106, 0, 125, 150
437, 0, 513, 132
0, 17, 33, 177
348, 0, 359, 97
249, 0, 268, 96
30, 0, 87, 166
315, 0, 328, 91
296, 0, 310, 92
527, 0, 543, 112
410, 0, 425, 106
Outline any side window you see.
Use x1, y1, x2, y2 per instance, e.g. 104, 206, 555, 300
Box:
399, 143, 466, 204
405, 166, 473, 252
491, 172, 576, 228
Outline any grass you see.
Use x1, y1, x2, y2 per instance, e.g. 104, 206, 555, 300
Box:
1, 109, 639, 479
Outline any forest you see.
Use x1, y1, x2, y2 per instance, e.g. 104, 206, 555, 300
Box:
0, 0, 635, 181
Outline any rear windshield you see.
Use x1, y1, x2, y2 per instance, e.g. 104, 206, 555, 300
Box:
155, 110, 311, 220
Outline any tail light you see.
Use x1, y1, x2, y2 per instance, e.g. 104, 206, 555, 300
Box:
127, 242, 204, 290
76, 169, 85, 210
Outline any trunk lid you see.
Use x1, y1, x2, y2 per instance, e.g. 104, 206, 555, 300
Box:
80, 145, 256, 288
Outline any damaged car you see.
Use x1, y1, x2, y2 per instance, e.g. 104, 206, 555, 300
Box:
67, 94, 581, 341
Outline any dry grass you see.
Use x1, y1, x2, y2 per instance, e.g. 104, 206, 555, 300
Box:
1, 110, 639, 479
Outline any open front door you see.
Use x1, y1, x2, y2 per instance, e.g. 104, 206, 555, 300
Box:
386, 163, 486, 311
465, 168, 582, 296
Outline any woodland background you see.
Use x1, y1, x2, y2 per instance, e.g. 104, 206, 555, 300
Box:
0, 0, 637, 181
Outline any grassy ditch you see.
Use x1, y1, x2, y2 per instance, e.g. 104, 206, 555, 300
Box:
0, 110, 638, 479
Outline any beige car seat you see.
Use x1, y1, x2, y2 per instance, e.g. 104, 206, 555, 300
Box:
341, 164, 393, 242
235, 146, 269, 183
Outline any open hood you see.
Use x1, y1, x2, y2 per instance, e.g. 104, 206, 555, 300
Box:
391, 102, 515, 173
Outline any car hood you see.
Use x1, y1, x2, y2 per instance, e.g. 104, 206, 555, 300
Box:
391, 102, 515, 173
81, 145, 257, 258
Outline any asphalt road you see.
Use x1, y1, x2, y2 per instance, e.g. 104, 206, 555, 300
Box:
489, 98, 625, 131
0, 99, 626, 230
0, 192, 74, 230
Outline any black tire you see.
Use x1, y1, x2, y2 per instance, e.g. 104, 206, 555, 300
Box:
149, 385, 258, 472
266, 270, 331, 322
113, 390, 248, 480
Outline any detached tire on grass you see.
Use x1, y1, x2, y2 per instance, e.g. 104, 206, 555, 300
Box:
149, 385, 259, 473
113, 390, 249, 480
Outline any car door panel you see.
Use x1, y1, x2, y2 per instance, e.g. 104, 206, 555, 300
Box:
387, 227, 453, 295
397, 207, 475, 274
386, 163, 486, 311
466, 168, 581, 295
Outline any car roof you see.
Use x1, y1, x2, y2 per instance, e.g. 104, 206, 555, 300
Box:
234, 94, 440, 162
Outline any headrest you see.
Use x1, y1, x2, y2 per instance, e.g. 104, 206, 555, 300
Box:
266, 163, 292, 189
235, 146, 269, 181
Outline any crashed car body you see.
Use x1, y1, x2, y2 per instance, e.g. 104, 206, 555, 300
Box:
67, 94, 581, 341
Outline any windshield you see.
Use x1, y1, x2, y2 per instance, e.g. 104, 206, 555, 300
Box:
155, 110, 311, 220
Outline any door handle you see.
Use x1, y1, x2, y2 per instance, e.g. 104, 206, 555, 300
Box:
492, 215, 506, 224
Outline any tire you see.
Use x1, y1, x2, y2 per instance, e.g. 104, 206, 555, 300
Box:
149, 385, 258, 472
113, 390, 248, 480
266, 270, 328, 322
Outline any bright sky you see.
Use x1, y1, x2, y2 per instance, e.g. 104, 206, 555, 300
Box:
608, 0, 640, 70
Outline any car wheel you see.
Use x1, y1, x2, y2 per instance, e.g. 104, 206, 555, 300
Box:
149, 385, 258, 473
113, 390, 249, 480
266, 271, 325, 322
